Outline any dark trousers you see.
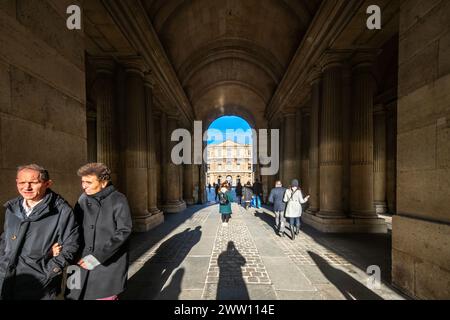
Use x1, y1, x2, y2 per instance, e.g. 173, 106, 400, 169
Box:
221, 214, 231, 223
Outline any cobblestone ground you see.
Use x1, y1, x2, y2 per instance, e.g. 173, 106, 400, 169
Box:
124, 195, 407, 300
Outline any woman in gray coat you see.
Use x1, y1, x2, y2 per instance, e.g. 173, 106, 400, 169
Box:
283, 179, 310, 240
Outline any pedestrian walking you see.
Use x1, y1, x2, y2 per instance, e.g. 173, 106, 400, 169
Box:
283, 179, 310, 240
242, 182, 253, 210
218, 182, 234, 226
268, 181, 287, 237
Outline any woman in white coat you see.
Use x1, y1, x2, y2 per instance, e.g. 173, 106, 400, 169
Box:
283, 179, 310, 240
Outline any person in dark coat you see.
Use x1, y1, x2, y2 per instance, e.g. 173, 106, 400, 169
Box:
252, 179, 263, 209
0, 164, 79, 300
268, 181, 287, 237
242, 182, 253, 210
235, 182, 243, 205
218, 182, 234, 226
66, 163, 132, 300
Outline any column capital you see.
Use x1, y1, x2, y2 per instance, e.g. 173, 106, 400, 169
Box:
308, 66, 322, 85
281, 108, 297, 118
144, 71, 156, 89
319, 50, 352, 72
373, 104, 386, 115
120, 56, 149, 77
351, 49, 381, 70
89, 56, 116, 76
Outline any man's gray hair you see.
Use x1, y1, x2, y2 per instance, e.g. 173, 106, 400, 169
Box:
17, 164, 50, 182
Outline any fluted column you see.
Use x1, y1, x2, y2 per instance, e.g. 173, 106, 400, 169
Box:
308, 68, 321, 213
282, 112, 297, 187
86, 102, 97, 163
183, 133, 195, 205
318, 53, 346, 218
144, 73, 163, 218
160, 115, 186, 213
301, 107, 311, 194
295, 109, 303, 181
350, 52, 377, 218
154, 111, 163, 208
122, 57, 150, 227
374, 104, 387, 214
92, 58, 118, 182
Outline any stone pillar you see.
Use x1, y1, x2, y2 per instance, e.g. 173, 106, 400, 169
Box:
308, 68, 321, 214
301, 108, 311, 194
374, 104, 387, 214
154, 111, 162, 208
282, 112, 297, 187
318, 54, 346, 218
295, 109, 303, 182
350, 52, 377, 218
144, 73, 164, 227
386, 101, 397, 214
86, 102, 97, 163
160, 115, 187, 213
92, 58, 118, 183
183, 134, 195, 204
122, 57, 151, 230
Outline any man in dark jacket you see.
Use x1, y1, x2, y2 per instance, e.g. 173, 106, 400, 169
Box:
268, 181, 287, 237
252, 179, 263, 208
66, 163, 132, 300
0, 164, 79, 300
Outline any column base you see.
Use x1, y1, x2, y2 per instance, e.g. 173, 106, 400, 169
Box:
306, 207, 320, 215
302, 212, 387, 233
132, 212, 164, 233
160, 200, 187, 213
184, 198, 195, 206
374, 201, 388, 214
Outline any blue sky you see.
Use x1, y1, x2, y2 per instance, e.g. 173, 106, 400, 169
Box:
207, 116, 253, 145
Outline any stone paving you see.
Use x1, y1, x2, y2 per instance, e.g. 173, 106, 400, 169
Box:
123, 196, 408, 300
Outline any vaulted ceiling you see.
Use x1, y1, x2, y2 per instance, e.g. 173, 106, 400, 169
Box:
142, 0, 322, 127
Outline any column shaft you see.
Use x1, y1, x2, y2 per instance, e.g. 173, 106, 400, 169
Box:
319, 62, 345, 218
374, 105, 387, 214
350, 55, 376, 218
309, 72, 321, 213
282, 113, 297, 186
123, 60, 149, 224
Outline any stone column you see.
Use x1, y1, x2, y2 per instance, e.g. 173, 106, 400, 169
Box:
86, 102, 97, 163
282, 112, 297, 187
318, 53, 346, 218
308, 68, 321, 213
350, 52, 377, 218
92, 58, 118, 183
386, 101, 397, 214
160, 115, 187, 213
374, 104, 387, 214
183, 135, 195, 205
144, 73, 163, 222
301, 107, 311, 194
154, 111, 162, 208
122, 57, 151, 230
295, 109, 303, 181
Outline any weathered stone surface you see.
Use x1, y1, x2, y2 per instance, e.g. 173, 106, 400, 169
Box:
1, 115, 86, 172
0, 0, 16, 18
399, 0, 450, 63
0, 8, 85, 103
392, 249, 415, 297
392, 216, 450, 271
0, 60, 11, 114
397, 125, 436, 171
439, 29, 450, 78
397, 73, 450, 134
9, 66, 86, 138
399, 0, 442, 35
398, 41, 438, 98
16, 0, 84, 70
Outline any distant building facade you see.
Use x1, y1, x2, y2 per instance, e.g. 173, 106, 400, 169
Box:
206, 140, 253, 186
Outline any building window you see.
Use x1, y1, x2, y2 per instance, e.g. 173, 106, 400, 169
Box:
227, 148, 232, 158
218, 163, 222, 170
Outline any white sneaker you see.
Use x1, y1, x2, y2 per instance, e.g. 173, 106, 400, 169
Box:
222, 222, 227, 226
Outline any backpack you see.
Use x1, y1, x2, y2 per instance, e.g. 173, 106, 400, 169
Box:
219, 192, 229, 205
